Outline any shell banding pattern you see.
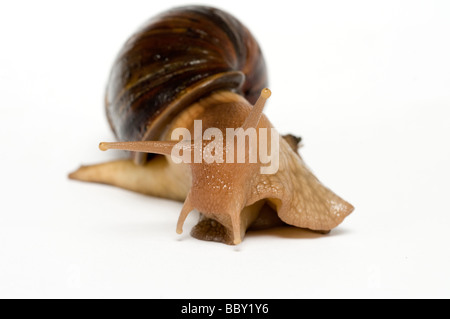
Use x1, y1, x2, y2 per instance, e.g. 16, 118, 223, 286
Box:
105, 5, 268, 160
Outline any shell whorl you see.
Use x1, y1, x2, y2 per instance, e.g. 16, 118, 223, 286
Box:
105, 5, 268, 161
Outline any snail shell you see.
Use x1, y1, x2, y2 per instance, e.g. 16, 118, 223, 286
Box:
105, 6, 267, 163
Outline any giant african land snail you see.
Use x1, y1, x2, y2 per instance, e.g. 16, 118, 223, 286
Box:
69, 5, 354, 245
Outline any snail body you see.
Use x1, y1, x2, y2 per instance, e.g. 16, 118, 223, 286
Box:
70, 6, 354, 245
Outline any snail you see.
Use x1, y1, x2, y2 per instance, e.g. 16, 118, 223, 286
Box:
69, 5, 354, 245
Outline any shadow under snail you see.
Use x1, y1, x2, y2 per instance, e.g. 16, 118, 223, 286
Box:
69, 5, 354, 245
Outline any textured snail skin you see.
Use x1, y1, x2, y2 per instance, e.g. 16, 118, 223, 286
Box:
69, 6, 354, 245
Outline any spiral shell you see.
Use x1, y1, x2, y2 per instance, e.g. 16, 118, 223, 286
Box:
105, 5, 268, 161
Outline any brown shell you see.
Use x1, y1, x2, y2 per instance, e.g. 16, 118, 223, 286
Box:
105, 5, 268, 161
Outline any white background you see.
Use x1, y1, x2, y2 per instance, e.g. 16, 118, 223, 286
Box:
1, 0, 449, 298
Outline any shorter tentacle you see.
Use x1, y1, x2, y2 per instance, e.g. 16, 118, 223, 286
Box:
176, 194, 194, 234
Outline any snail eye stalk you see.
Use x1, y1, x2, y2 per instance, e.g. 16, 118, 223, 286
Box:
99, 140, 180, 156
241, 88, 271, 130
